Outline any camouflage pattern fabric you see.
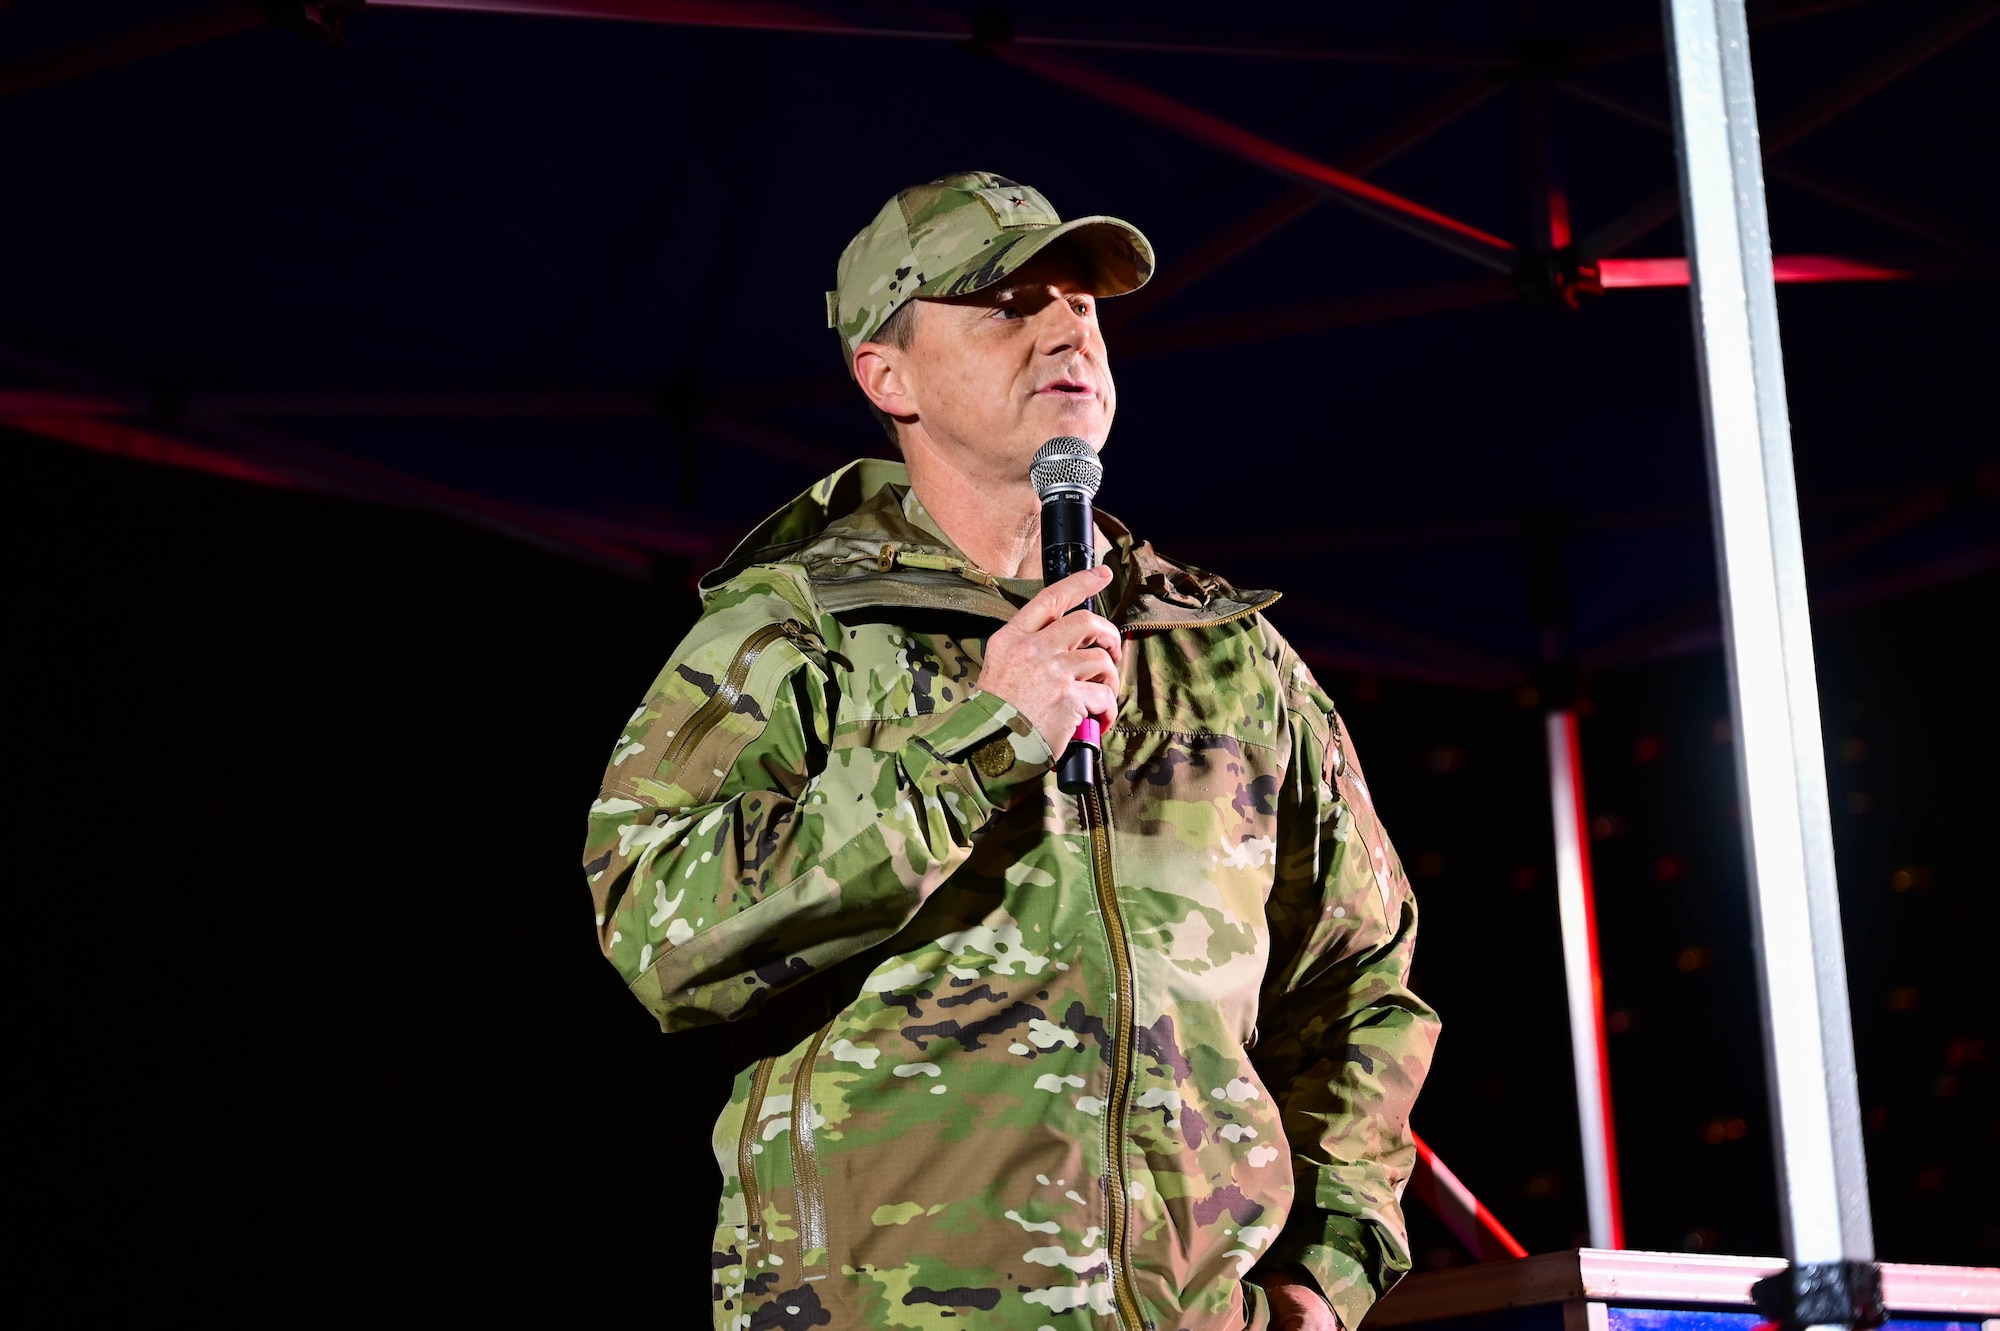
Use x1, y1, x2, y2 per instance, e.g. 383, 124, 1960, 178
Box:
829, 171, 1155, 368
583, 460, 1439, 1331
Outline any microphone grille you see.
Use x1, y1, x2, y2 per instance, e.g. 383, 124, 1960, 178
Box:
1030, 437, 1103, 500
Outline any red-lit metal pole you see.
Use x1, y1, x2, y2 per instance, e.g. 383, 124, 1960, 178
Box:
1545, 708, 1625, 1249
1409, 1131, 1529, 1262
1598, 256, 1910, 287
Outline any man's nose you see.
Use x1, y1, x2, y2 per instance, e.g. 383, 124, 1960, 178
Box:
1033, 288, 1094, 354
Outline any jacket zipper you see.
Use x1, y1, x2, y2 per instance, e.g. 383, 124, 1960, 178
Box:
718, 623, 814, 1252
1083, 777, 1146, 1331
791, 1021, 836, 1275
662, 620, 804, 779
736, 1055, 778, 1243
1118, 595, 1277, 634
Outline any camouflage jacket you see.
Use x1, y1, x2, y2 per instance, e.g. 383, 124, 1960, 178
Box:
583, 460, 1438, 1331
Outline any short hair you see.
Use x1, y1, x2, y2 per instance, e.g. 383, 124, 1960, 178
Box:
862, 298, 921, 445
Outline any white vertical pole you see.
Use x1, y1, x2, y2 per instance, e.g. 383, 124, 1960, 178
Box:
1661, 0, 1874, 1265
1546, 709, 1623, 1250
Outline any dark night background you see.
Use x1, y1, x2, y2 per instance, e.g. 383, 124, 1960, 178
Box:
5, 1, 1996, 1323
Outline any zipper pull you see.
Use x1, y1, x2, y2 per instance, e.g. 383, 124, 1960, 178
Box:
779, 620, 829, 673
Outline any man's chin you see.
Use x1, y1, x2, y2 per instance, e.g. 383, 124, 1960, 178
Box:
1023, 405, 1111, 449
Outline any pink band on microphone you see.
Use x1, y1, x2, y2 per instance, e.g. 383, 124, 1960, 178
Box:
1071, 717, 1103, 749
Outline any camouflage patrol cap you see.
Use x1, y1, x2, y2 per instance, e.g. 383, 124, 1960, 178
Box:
829, 171, 1154, 371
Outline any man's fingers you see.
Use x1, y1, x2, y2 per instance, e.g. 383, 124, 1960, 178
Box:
1029, 612, 1121, 673
1015, 565, 1113, 630
983, 564, 1124, 754
1076, 682, 1119, 718
1060, 648, 1120, 685
1050, 564, 1112, 616
1055, 611, 1122, 663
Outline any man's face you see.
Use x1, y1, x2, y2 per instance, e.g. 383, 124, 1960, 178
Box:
861, 247, 1115, 475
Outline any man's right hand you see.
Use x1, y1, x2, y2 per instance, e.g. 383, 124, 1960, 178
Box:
977, 564, 1123, 760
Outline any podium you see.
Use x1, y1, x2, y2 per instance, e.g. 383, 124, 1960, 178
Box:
1363, 1251, 1998, 1331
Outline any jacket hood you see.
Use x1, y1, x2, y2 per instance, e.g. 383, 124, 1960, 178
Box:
699, 457, 1280, 630
698, 458, 931, 591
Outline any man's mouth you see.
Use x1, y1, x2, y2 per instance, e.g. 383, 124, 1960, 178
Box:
1038, 378, 1095, 397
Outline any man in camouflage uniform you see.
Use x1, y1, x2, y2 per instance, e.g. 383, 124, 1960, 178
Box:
583, 172, 1438, 1331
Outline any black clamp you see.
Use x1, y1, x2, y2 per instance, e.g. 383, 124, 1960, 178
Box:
1750, 1260, 1886, 1331
1516, 246, 1604, 311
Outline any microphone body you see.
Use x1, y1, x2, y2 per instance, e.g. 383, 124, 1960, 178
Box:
1031, 438, 1106, 796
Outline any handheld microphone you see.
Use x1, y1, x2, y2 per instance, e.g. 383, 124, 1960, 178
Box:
1030, 437, 1106, 796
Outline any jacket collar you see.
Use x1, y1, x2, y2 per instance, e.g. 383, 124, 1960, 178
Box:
701, 458, 1279, 630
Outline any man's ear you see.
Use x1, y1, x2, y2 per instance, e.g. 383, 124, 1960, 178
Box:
854, 342, 915, 420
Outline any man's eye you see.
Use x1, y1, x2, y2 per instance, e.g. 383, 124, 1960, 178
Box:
992, 305, 1023, 320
